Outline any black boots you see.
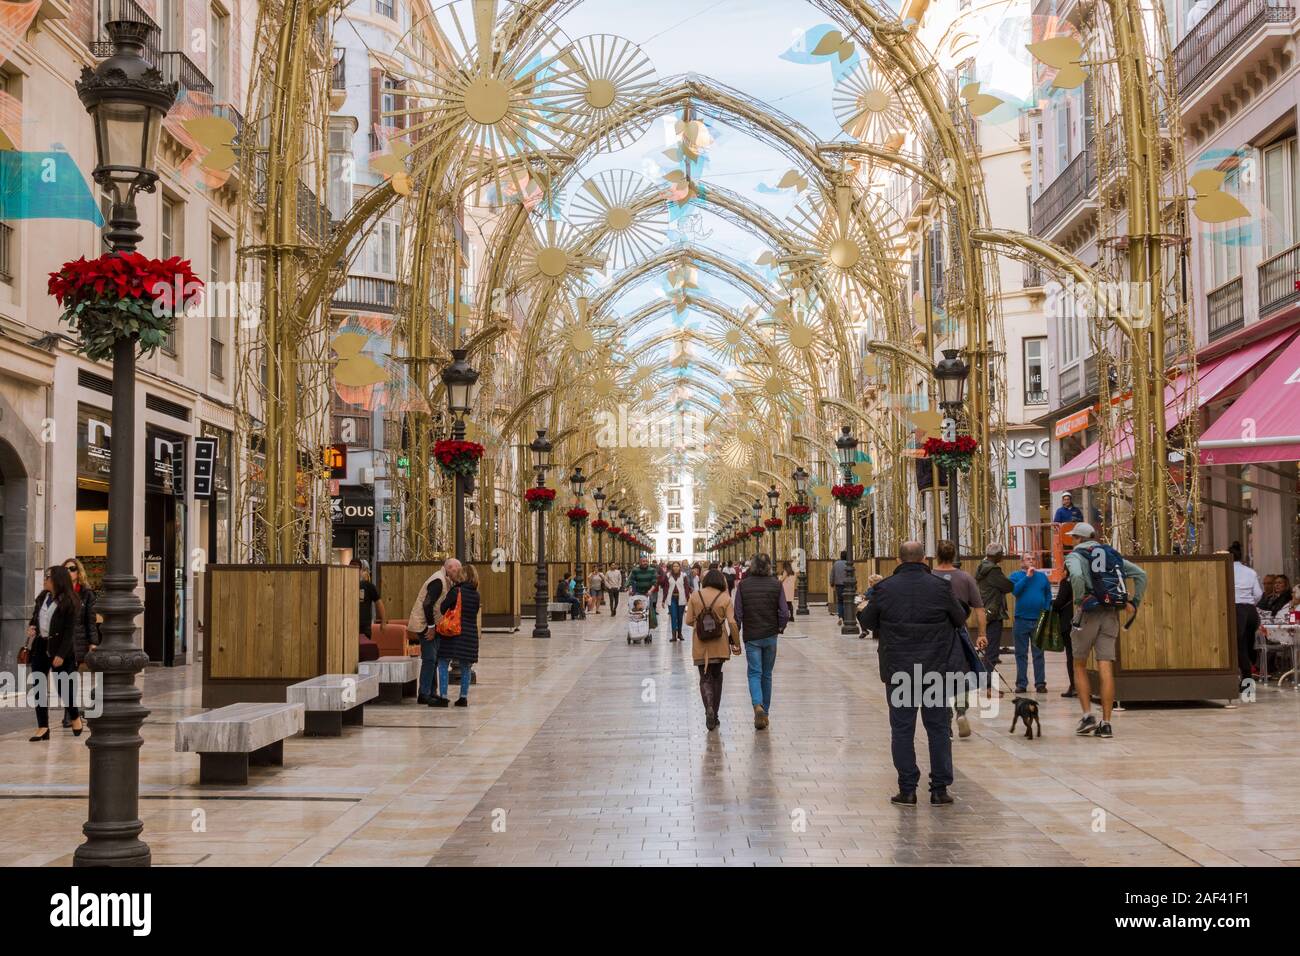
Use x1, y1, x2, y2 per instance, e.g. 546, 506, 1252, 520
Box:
890, 791, 917, 806
930, 788, 954, 805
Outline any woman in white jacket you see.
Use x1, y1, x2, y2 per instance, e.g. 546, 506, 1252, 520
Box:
664, 561, 692, 642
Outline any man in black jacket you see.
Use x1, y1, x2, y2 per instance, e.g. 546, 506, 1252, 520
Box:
860, 541, 969, 807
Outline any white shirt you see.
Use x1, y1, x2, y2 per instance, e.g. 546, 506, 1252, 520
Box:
604, 569, 622, 590
38, 595, 56, 638
1234, 561, 1263, 605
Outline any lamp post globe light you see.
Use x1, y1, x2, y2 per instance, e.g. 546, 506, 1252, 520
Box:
792, 466, 810, 615
592, 485, 605, 577
835, 425, 859, 636
570, 466, 586, 619
73, 19, 177, 868
530, 429, 553, 640
441, 347, 480, 560
750, 499, 762, 561
766, 484, 780, 559
934, 348, 971, 552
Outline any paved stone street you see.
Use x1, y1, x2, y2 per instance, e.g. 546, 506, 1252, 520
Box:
2, 609, 1298, 866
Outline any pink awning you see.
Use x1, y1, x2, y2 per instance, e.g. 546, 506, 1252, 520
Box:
1049, 327, 1299, 492
1200, 330, 1300, 466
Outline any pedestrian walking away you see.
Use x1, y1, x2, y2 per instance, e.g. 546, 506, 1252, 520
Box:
732, 552, 790, 729
860, 541, 968, 806
684, 568, 742, 730
1230, 541, 1264, 685
932, 540, 986, 739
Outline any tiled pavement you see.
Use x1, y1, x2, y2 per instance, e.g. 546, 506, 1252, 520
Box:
2, 607, 1299, 866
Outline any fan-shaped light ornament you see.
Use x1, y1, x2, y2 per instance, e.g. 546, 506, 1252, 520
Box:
568, 169, 667, 271
393, 0, 586, 207
518, 215, 606, 289
833, 62, 908, 147
550, 34, 656, 153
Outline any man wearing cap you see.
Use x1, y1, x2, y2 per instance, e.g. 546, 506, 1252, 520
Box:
1053, 493, 1084, 525
1063, 523, 1147, 738
975, 542, 1014, 691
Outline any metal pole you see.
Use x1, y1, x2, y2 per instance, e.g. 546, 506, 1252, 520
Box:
452, 416, 465, 559
532, 496, 549, 639
76, 201, 151, 867
948, 464, 960, 555
840, 490, 858, 636
574, 519, 585, 620
796, 513, 809, 615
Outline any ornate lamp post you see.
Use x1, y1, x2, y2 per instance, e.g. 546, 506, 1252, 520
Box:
835, 425, 860, 636
792, 466, 810, 615
74, 19, 177, 868
569, 465, 586, 619
441, 348, 480, 559
766, 484, 780, 557
935, 349, 970, 554
592, 485, 605, 571
751, 499, 762, 558
530, 430, 553, 640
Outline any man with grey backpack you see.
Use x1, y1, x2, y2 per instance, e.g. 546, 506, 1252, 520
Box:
1064, 524, 1147, 739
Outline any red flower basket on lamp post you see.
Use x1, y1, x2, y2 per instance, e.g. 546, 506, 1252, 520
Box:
831, 483, 866, 509
525, 487, 557, 512
433, 438, 485, 478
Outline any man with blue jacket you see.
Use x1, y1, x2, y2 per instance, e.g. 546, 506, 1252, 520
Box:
1009, 553, 1052, 693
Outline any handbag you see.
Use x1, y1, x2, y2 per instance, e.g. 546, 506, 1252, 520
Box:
16, 642, 29, 666
1032, 608, 1064, 653
435, 590, 463, 637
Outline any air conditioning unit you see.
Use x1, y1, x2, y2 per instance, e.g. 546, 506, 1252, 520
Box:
360, 466, 375, 486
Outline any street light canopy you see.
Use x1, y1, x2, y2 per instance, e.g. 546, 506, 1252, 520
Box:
529, 429, 552, 473
767, 484, 779, 506
934, 348, 969, 408
792, 466, 809, 494
751, 499, 762, 522
569, 466, 586, 498
76, 21, 177, 202
441, 348, 481, 416
592, 485, 605, 505
835, 425, 858, 468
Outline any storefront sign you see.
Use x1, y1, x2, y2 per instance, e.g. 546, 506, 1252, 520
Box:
331, 486, 375, 524
1054, 408, 1091, 439
145, 429, 185, 494
193, 438, 216, 499
77, 404, 112, 482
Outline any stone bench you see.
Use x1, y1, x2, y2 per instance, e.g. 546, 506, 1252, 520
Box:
359, 656, 421, 703
175, 702, 304, 785
549, 601, 571, 621
287, 672, 379, 736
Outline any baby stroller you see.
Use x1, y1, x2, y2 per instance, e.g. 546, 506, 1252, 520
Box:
626, 594, 652, 645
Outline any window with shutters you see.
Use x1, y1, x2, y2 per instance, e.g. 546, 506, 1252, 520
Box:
209, 232, 228, 381
327, 118, 354, 220
375, 0, 394, 18
210, 6, 230, 102
1262, 136, 1300, 257
160, 198, 182, 356
370, 219, 397, 276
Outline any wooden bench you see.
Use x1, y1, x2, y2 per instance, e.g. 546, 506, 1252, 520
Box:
359, 656, 421, 703
175, 702, 304, 784
286, 672, 379, 736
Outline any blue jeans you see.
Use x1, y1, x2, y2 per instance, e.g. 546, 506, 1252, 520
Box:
418, 637, 439, 698
1013, 617, 1046, 690
887, 689, 954, 794
437, 657, 472, 699
744, 636, 778, 711
668, 598, 684, 635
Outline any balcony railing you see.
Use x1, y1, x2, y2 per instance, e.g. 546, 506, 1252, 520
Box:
1258, 239, 1300, 316
211, 103, 244, 140
1031, 149, 1096, 237
332, 48, 346, 92
158, 49, 213, 96
89, 0, 160, 57
333, 276, 400, 313
0, 221, 13, 283
1174, 0, 1293, 97
1207, 275, 1245, 341
1025, 389, 1048, 406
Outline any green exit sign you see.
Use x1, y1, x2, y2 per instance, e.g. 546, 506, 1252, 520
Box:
396, 456, 410, 469
383, 509, 398, 523
1004, 471, 1018, 489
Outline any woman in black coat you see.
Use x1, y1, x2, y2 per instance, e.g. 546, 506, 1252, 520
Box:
1053, 576, 1076, 698
433, 564, 482, 707
25, 566, 83, 740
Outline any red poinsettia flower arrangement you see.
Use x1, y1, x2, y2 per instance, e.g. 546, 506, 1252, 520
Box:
48, 252, 202, 361
832, 483, 866, 508
525, 486, 557, 511
785, 503, 812, 524
591, 518, 609, 533
922, 435, 979, 473
749, 525, 765, 537
433, 438, 485, 477
764, 516, 783, 530
566, 506, 589, 524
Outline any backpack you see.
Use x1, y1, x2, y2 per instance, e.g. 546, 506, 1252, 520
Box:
1075, 543, 1129, 611
695, 591, 724, 641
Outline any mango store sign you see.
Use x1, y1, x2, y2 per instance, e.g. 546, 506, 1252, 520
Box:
992, 436, 1049, 470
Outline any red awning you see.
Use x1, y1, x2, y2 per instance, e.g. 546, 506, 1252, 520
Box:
1200, 329, 1300, 466
1049, 327, 1298, 492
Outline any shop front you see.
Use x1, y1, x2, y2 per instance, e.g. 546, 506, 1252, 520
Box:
144, 427, 187, 666
331, 485, 376, 565
75, 403, 113, 591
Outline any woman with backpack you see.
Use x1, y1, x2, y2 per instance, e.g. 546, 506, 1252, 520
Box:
432, 563, 481, 707
684, 567, 741, 730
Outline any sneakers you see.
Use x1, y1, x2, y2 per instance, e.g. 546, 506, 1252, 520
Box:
955, 712, 971, 738
890, 791, 917, 806
454, 697, 468, 708
1074, 713, 1098, 735
753, 704, 769, 730
930, 788, 954, 806
1093, 721, 1113, 738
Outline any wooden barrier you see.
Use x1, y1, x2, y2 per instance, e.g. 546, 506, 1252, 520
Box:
377, 560, 522, 632
203, 564, 359, 708
1087, 553, 1238, 703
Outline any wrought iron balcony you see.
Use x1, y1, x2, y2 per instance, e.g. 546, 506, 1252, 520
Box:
1175, 0, 1294, 98
332, 48, 346, 92
1258, 239, 1300, 317
333, 276, 400, 314
89, 0, 160, 59
1031, 148, 1096, 238
211, 103, 244, 140
157, 49, 214, 97
1207, 276, 1245, 341
1025, 389, 1048, 406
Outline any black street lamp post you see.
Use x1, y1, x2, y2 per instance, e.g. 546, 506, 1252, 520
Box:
74, 19, 177, 868
592, 486, 605, 572
835, 425, 859, 636
441, 348, 480, 560
530, 430, 553, 640
766, 484, 780, 559
751, 499, 762, 559
792, 466, 810, 615
935, 349, 970, 554
569, 466, 586, 619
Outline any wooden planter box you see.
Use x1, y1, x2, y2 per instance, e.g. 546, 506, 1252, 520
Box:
202, 564, 359, 708
1085, 553, 1239, 704
377, 561, 522, 632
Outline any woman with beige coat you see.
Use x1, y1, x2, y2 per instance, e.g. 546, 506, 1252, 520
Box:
684, 568, 742, 730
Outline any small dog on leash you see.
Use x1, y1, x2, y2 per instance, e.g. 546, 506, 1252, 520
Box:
1009, 697, 1042, 739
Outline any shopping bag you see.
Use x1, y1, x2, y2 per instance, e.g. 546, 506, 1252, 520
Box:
1032, 608, 1063, 653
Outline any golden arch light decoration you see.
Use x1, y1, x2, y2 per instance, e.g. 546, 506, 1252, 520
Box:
567, 169, 668, 271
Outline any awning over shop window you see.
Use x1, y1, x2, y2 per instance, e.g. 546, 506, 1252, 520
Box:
1049, 327, 1298, 492
1200, 330, 1300, 466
